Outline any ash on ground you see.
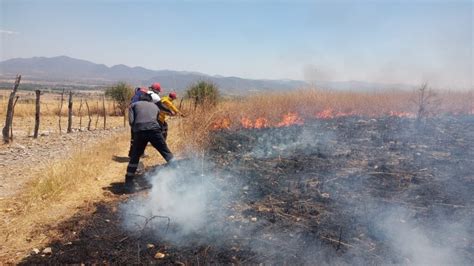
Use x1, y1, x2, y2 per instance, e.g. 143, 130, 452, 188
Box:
22, 116, 474, 264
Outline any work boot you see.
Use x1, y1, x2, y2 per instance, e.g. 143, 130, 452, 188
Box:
124, 175, 136, 193
166, 158, 180, 169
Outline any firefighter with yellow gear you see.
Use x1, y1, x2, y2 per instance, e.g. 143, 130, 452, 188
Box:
158, 92, 184, 140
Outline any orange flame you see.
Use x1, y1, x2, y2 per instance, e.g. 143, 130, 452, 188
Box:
211, 117, 231, 130
254, 117, 269, 128
211, 108, 435, 131
240, 117, 253, 128
276, 112, 304, 127
388, 111, 416, 118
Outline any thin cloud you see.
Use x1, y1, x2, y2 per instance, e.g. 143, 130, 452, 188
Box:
0, 29, 20, 35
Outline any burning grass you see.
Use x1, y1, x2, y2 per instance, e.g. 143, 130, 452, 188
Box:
210, 89, 473, 130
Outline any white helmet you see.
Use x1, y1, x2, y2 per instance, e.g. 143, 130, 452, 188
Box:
148, 91, 161, 103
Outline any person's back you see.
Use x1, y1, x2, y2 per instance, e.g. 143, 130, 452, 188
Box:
126, 96, 174, 192
129, 101, 161, 132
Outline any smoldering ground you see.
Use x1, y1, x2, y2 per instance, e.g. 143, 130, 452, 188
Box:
120, 115, 473, 264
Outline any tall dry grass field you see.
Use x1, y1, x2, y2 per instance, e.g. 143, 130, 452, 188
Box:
0, 90, 127, 137
169, 88, 473, 151
215, 89, 472, 125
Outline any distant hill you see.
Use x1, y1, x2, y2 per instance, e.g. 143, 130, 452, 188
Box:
0, 56, 414, 94
0, 56, 308, 94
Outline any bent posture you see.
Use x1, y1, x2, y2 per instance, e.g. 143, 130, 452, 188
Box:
158, 92, 184, 140
125, 93, 174, 191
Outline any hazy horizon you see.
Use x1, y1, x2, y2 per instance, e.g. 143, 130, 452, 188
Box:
1, 0, 472, 89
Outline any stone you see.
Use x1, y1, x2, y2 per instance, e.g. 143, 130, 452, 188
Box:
154, 252, 166, 259
42, 247, 52, 255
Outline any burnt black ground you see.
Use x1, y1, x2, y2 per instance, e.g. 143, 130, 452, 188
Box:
21, 116, 474, 264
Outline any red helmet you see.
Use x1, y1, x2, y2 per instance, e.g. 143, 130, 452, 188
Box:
150, 82, 161, 92
169, 92, 177, 100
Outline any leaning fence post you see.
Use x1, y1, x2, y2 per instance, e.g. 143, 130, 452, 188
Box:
85, 100, 92, 130
34, 90, 41, 138
10, 96, 20, 141
2, 74, 21, 143
67, 91, 73, 133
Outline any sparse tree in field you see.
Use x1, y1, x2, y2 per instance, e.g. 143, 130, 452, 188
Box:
413, 82, 440, 127
186, 80, 220, 110
105, 82, 133, 126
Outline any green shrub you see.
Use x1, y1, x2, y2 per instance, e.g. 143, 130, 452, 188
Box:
186, 81, 220, 109
105, 82, 133, 116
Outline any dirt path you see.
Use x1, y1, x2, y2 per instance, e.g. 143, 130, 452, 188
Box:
0, 129, 132, 262
0, 128, 125, 197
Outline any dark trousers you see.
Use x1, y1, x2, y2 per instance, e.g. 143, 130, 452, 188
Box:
126, 129, 174, 179
128, 129, 134, 157
159, 121, 169, 141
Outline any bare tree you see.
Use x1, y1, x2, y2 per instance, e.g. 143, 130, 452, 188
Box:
2, 75, 21, 143
413, 82, 440, 126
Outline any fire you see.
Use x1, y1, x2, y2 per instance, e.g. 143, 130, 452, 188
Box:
314, 109, 357, 119
211, 117, 231, 130
232, 113, 303, 130
276, 112, 304, 127
388, 111, 416, 118
240, 117, 253, 128
254, 117, 269, 128
315, 109, 335, 119
211, 109, 436, 131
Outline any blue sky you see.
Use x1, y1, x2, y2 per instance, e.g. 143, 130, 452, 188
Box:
0, 0, 472, 88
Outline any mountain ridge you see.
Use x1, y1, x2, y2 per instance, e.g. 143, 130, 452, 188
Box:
0, 56, 414, 93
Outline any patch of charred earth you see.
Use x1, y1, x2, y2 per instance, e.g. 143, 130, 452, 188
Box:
208, 115, 474, 263
20, 116, 474, 264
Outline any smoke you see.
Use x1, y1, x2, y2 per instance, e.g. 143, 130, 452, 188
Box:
120, 117, 473, 264
248, 122, 335, 159
374, 207, 468, 265
120, 158, 238, 244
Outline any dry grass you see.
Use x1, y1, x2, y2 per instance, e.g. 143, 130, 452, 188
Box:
0, 90, 121, 118
0, 87, 472, 262
209, 88, 474, 129
164, 88, 473, 150
0, 131, 129, 261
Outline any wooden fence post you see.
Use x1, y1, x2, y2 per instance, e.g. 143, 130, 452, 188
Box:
10, 96, 20, 141
67, 91, 73, 133
2, 74, 21, 143
85, 100, 92, 130
102, 95, 106, 130
34, 90, 41, 138
78, 99, 83, 130
58, 89, 65, 134
95, 100, 99, 129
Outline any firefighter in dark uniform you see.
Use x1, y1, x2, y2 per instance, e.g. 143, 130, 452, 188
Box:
127, 82, 171, 157
125, 91, 174, 192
